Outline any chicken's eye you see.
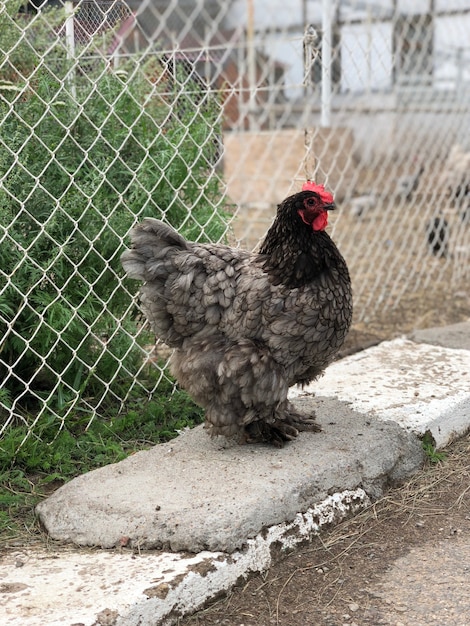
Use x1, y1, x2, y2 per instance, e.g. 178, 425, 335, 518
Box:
305, 198, 316, 207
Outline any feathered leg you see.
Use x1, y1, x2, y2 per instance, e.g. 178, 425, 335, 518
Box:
170, 337, 320, 446
243, 400, 320, 447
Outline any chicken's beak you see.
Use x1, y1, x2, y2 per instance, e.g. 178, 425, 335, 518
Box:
324, 203, 336, 211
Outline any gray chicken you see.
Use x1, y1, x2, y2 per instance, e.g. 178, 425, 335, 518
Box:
121, 182, 352, 446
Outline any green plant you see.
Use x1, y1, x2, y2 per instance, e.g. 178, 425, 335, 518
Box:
0, 1, 63, 83
0, 6, 229, 430
421, 431, 447, 464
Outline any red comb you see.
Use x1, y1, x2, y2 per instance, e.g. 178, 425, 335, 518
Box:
302, 181, 334, 204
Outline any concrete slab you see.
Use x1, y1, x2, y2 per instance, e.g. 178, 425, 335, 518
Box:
292, 337, 470, 448
35, 397, 422, 553
409, 320, 470, 351
2, 324, 470, 626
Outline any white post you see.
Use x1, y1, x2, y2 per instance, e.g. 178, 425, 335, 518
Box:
64, 1, 76, 100
303, 24, 318, 99
321, 0, 332, 128
246, 0, 257, 130
366, 6, 372, 94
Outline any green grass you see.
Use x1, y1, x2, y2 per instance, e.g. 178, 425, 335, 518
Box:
421, 430, 447, 464
0, 378, 204, 544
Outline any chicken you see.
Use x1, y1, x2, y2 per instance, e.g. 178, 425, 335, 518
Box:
397, 165, 424, 201
121, 182, 352, 446
444, 144, 470, 204
426, 214, 450, 258
349, 193, 377, 218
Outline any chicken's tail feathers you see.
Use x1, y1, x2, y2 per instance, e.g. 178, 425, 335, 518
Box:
121, 218, 188, 281
135, 218, 188, 249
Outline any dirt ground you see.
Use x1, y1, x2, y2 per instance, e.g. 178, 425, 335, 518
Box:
178, 432, 470, 626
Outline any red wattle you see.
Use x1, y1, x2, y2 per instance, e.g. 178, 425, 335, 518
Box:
312, 211, 328, 231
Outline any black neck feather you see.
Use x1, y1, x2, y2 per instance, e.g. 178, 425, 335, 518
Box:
258, 217, 347, 288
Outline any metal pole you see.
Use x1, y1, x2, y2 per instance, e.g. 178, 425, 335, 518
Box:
303, 24, 318, 181
304, 24, 318, 98
246, 0, 257, 130
321, 0, 332, 127
64, 1, 76, 100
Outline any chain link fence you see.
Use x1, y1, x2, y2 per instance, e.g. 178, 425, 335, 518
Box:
1, 0, 469, 457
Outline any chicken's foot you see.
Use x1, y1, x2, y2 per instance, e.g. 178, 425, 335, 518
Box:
244, 408, 320, 447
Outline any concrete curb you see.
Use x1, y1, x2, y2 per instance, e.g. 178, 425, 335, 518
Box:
2, 324, 470, 626
2, 489, 369, 626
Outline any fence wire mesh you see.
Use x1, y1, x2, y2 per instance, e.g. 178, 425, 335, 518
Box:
1, 0, 469, 457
